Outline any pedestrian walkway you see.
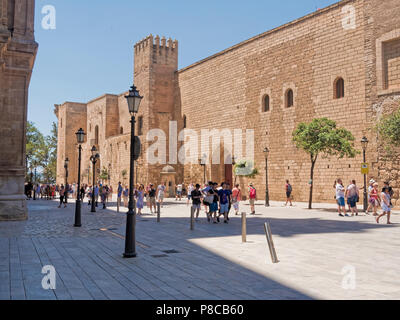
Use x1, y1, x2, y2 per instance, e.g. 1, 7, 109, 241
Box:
0, 198, 399, 300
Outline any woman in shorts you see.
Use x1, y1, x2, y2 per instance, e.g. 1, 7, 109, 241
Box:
369, 182, 380, 216
376, 186, 392, 224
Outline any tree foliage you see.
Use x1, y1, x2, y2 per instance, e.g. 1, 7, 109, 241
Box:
234, 159, 259, 178
377, 107, 400, 152
292, 118, 358, 209
25, 121, 58, 183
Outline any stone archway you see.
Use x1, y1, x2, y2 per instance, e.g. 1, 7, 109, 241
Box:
161, 165, 176, 198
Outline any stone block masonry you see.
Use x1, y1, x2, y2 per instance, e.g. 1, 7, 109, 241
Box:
56, 0, 400, 207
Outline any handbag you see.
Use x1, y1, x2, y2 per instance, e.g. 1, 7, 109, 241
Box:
204, 195, 214, 204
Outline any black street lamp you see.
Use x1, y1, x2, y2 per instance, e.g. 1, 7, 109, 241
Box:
74, 128, 86, 227
199, 154, 207, 185
123, 84, 143, 258
33, 166, 37, 201
90, 146, 100, 213
263, 147, 270, 207
232, 156, 236, 185
64, 158, 69, 203
361, 136, 369, 212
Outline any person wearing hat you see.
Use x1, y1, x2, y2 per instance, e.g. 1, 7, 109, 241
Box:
248, 183, 257, 215
365, 179, 376, 215
369, 182, 380, 216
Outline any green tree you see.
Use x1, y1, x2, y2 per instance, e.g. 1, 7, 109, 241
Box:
292, 118, 358, 209
99, 167, 109, 183
377, 106, 400, 154
42, 122, 58, 183
26, 121, 45, 182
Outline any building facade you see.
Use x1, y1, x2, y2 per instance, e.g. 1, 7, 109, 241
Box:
56, 0, 400, 206
0, 0, 38, 220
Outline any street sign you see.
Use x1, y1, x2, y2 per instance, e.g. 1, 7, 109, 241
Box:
361, 163, 369, 175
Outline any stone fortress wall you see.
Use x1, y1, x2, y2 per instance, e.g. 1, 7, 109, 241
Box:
56, 0, 400, 205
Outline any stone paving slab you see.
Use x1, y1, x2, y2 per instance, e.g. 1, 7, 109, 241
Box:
0, 197, 399, 300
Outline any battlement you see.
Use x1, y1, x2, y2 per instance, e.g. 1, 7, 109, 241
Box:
134, 34, 178, 54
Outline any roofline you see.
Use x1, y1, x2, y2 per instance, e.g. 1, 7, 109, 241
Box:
87, 93, 118, 105
178, 0, 354, 74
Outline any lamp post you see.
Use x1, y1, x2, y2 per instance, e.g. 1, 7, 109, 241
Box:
232, 156, 236, 185
263, 147, 270, 207
64, 158, 69, 203
90, 146, 100, 213
33, 166, 37, 201
199, 154, 207, 185
74, 128, 85, 227
361, 136, 369, 212
123, 84, 143, 258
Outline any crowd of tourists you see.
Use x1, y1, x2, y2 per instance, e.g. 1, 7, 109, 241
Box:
25, 176, 395, 224
334, 178, 394, 224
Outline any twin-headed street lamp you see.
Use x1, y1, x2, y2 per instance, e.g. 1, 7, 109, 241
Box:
90, 146, 100, 213
361, 136, 369, 212
263, 147, 270, 207
74, 128, 86, 227
123, 84, 143, 259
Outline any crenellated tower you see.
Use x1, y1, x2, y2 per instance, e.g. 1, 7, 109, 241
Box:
133, 35, 179, 186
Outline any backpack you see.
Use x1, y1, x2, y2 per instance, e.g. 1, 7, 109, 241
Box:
249, 187, 256, 199
287, 184, 292, 192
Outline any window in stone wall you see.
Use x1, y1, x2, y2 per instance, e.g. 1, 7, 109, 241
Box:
183, 115, 187, 128
60, 118, 62, 128
120, 127, 123, 134
138, 116, 143, 136
334, 77, 345, 99
383, 38, 400, 90
286, 89, 294, 108
95, 125, 99, 145
263, 95, 270, 112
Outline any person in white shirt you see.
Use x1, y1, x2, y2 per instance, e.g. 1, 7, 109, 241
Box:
157, 182, 166, 207
176, 184, 183, 201
345, 180, 359, 216
336, 179, 348, 217
187, 183, 194, 206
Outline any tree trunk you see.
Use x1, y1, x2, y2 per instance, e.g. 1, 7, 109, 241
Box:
308, 156, 316, 210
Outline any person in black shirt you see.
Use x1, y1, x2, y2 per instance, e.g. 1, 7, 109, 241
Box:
191, 184, 203, 221
149, 184, 156, 214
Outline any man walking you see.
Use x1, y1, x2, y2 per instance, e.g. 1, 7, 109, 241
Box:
336, 179, 347, 217
117, 182, 123, 213
248, 183, 257, 215
285, 180, 293, 206
191, 184, 203, 221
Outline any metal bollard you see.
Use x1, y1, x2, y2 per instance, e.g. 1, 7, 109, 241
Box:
264, 222, 279, 263
157, 202, 161, 223
190, 206, 195, 230
241, 212, 247, 243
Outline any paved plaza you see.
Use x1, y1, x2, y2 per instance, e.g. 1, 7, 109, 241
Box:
0, 197, 399, 300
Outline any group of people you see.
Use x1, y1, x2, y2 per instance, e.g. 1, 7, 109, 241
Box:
186, 181, 259, 224
334, 178, 394, 224
25, 183, 58, 200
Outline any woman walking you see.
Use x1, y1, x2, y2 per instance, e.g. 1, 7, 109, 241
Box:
58, 185, 66, 208
377, 186, 392, 224
136, 185, 145, 215
123, 186, 129, 207
232, 184, 242, 215
369, 182, 380, 216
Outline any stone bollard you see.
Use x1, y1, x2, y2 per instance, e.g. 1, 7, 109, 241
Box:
241, 212, 247, 243
157, 202, 161, 223
190, 206, 195, 230
264, 222, 279, 263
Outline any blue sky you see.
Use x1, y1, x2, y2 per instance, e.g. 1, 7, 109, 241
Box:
29, 0, 339, 136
